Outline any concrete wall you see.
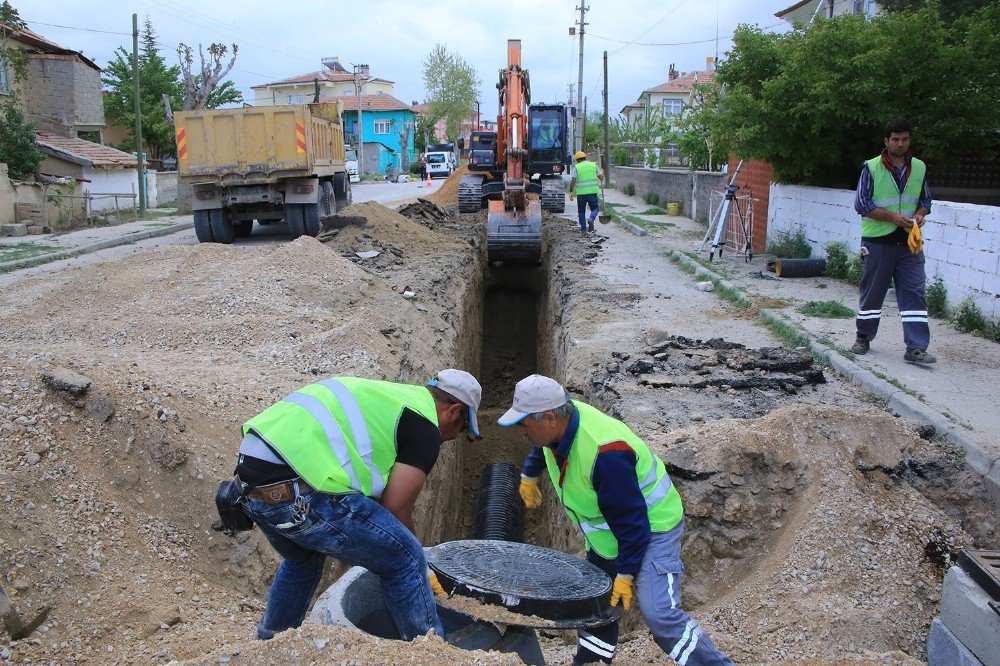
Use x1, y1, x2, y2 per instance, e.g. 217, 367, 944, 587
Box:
768, 183, 1000, 318
611, 166, 726, 224
23, 55, 104, 136
156, 171, 178, 206
83, 168, 141, 214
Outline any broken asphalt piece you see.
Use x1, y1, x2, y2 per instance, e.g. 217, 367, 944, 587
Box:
355, 250, 380, 260
396, 199, 451, 224
40, 368, 92, 396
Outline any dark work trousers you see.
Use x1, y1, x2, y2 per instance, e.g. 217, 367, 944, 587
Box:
577, 193, 600, 231
575, 552, 620, 664
856, 239, 930, 351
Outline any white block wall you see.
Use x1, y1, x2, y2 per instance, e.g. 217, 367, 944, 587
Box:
82, 168, 140, 213
768, 183, 1000, 318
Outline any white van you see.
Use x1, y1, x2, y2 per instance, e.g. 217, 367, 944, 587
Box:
345, 146, 360, 183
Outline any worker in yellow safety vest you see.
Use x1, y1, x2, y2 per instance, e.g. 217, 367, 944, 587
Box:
569, 151, 604, 233
499, 375, 733, 665
232, 370, 482, 642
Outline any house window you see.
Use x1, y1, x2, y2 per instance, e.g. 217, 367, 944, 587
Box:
664, 143, 679, 157
853, 0, 872, 17
287, 93, 293, 104
0, 56, 9, 95
661, 99, 683, 117
374, 119, 390, 134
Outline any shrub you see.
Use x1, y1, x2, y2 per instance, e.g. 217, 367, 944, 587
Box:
798, 300, 854, 319
622, 183, 636, 196
926, 275, 948, 318
0, 102, 44, 180
767, 229, 812, 259
845, 255, 863, 286
951, 299, 987, 334
612, 146, 630, 166
824, 242, 850, 279
643, 191, 660, 206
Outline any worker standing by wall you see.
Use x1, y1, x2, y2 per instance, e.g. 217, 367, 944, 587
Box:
499, 375, 733, 665
851, 118, 935, 365
569, 150, 603, 233
233, 370, 482, 641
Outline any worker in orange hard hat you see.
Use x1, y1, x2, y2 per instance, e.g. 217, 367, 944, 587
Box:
569, 151, 603, 233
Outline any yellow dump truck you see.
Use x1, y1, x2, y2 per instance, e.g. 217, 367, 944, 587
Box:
174, 102, 351, 243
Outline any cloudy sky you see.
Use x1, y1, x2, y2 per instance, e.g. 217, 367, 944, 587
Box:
17, 0, 791, 117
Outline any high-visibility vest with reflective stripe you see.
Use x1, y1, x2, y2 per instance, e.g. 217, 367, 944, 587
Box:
862, 155, 926, 238
574, 160, 600, 195
243, 378, 438, 497
541, 401, 683, 559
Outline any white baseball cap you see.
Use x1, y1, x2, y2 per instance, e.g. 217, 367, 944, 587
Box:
497, 374, 568, 426
430, 369, 482, 437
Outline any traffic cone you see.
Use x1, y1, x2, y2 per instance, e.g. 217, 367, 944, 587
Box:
425, 173, 433, 187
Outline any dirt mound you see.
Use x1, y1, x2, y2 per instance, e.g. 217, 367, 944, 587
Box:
425, 165, 467, 207
320, 200, 447, 249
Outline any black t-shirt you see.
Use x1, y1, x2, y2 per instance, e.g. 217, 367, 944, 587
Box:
236, 408, 441, 486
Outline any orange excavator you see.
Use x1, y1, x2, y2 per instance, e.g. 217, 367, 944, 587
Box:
459, 40, 568, 263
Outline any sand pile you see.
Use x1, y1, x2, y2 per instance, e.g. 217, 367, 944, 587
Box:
425, 165, 467, 207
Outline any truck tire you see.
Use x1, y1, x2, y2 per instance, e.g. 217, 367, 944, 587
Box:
235, 220, 253, 238
334, 172, 352, 211
303, 203, 321, 237
193, 210, 215, 243
319, 181, 335, 218
285, 203, 305, 239
210, 208, 236, 244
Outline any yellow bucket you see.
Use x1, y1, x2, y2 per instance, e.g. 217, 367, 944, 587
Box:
666, 201, 680, 216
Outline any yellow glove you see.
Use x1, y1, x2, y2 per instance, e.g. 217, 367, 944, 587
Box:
519, 476, 542, 509
428, 569, 446, 596
610, 574, 634, 611
907, 223, 923, 254
568, 192, 576, 201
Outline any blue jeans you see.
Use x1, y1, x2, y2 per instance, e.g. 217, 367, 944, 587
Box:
577, 193, 600, 230
242, 489, 444, 641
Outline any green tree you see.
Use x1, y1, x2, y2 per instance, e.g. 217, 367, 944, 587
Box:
880, 0, 996, 26
716, 6, 1000, 186
422, 44, 480, 141
103, 17, 183, 160
177, 42, 241, 110
0, 102, 43, 179
675, 80, 731, 171
0, 0, 28, 88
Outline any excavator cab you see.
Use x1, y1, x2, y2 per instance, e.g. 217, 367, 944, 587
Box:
527, 105, 568, 175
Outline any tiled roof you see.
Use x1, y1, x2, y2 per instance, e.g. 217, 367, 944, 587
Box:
35, 132, 138, 168
2, 21, 100, 71
411, 102, 430, 114
321, 94, 415, 112
619, 101, 645, 114
644, 70, 715, 95
252, 70, 393, 88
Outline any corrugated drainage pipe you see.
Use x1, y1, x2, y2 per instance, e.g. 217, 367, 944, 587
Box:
470, 461, 524, 541
775, 258, 827, 278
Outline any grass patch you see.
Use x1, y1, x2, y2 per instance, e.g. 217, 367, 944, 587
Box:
603, 202, 629, 208
766, 229, 811, 259
682, 251, 734, 278
951, 299, 1000, 342
625, 213, 675, 229
798, 300, 854, 319
665, 251, 696, 275
143, 222, 174, 228
641, 207, 667, 215
871, 369, 927, 401
622, 183, 635, 196
0, 243, 59, 264
643, 192, 660, 206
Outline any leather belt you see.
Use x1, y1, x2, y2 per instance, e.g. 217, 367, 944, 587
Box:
238, 476, 313, 504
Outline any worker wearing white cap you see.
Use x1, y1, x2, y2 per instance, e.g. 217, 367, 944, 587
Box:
230, 370, 481, 643
499, 374, 732, 666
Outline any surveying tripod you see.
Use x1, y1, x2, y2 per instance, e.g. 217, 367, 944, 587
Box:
699, 159, 754, 263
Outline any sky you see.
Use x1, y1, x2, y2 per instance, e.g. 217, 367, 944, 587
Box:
15, 0, 792, 118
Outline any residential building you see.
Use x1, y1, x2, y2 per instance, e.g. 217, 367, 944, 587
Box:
776, 0, 881, 26
250, 58, 393, 106
1, 21, 105, 140
411, 103, 482, 149
324, 93, 415, 174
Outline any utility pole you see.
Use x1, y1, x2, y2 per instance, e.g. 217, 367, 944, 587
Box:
581, 96, 588, 153
574, 2, 588, 152
602, 51, 610, 180
352, 63, 369, 176
132, 14, 145, 214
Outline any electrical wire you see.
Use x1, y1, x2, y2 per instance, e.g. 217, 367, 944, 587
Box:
590, 20, 785, 47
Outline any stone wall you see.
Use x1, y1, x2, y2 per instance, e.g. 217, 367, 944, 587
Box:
610, 166, 726, 224
768, 183, 1000, 318
23, 55, 104, 136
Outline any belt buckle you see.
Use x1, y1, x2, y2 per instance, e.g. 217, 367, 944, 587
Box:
268, 486, 286, 502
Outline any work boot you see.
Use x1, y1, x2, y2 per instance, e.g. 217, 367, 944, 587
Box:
850, 335, 869, 355
588, 220, 595, 232
904, 348, 937, 365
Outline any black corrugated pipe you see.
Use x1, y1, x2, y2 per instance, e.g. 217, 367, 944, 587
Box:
470, 461, 524, 541
775, 258, 827, 278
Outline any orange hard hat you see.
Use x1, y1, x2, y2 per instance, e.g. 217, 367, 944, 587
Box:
574, 151, 587, 160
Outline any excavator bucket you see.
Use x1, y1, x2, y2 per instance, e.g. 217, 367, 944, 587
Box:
487, 199, 542, 263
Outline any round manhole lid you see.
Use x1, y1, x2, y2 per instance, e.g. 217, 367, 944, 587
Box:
427, 540, 621, 628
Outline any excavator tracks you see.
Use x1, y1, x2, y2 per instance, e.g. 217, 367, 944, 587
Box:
459, 175, 486, 213
540, 177, 566, 212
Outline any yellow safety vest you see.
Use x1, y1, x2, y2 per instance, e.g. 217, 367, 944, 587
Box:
863, 155, 926, 238
574, 161, 600, 195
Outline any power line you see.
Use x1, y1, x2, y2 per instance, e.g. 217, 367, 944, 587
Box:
590, 21, 786, 48
24, 19, 130, 36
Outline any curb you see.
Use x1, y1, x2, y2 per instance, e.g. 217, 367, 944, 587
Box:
667, 250, 999, 498
0, 221, 193, 273
616, 217, 647, 237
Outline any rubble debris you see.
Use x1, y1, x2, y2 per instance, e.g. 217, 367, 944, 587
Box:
40, 368, 92, 396
396, 198, 452, 225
